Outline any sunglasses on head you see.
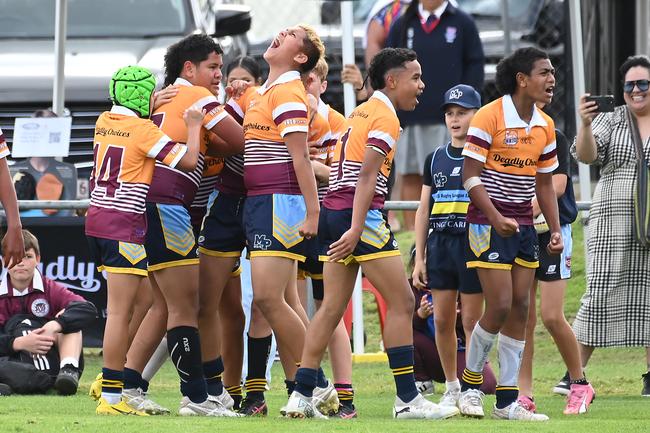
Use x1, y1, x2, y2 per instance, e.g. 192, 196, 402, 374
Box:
623, 79, 650, 93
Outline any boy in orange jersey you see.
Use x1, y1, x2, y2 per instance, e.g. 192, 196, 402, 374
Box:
241, 25, 323, 416
119, 35, 244, 417
296, 58, 356, 418
286, 48, 458, 420
85, 65, 203, 415
458, 47, 563, 421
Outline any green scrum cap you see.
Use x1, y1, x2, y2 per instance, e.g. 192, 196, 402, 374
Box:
109, 65, 156, 117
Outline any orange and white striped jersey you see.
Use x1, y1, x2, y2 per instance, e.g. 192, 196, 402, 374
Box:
86, 106, 186, 243
0, 128, 9, 159
323, 91, 401, 210
147, 78, 229, 207
219, 86, 260, 195
463, 95, 558, 225
311, 99, 334, 201
242, 71, 309, 195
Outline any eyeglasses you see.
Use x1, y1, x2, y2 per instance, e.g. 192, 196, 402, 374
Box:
623, 79, 650, 93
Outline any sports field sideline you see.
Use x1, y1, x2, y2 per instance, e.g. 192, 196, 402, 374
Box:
0, 225, 648, 432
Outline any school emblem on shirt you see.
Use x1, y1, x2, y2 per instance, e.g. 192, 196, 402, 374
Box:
433, 172, 448, 188
31, 298, 50, 318
445, 26, 457, 43
504, 129, 519, 146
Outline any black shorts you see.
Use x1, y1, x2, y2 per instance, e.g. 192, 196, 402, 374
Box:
466, 224, 539, 270
536, 224, 572, 281
426, 233, 481, 294
87, 235, 147, 276
318, 207, 400, 265
297, 236, 324, 300
198, 191, 246, 258
145, 203, 199, 272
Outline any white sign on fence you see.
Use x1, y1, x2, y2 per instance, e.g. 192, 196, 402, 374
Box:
12, 117, 72, 157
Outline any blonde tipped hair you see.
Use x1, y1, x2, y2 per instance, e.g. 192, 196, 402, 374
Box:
312, 58, 329, 82
298, 24, 325, 73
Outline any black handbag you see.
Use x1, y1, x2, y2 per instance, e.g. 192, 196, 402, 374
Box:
625, 107, 650, 247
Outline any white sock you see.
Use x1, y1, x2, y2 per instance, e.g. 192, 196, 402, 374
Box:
102, 391, 121, 404
466, 323, 498, 373
497, 333, 526, 387
142, 337, 169, 383
446, 379, 461, 392
60, 357, 79, 369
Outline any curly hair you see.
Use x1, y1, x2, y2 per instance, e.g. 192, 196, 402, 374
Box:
368, 47, 418, 91
164, 34, 223, 86
495, 47, 549, 96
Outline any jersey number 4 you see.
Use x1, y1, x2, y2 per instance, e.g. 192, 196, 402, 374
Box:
94, 145, 125, 198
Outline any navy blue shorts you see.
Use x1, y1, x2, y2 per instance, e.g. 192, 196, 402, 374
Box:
426, 233, 481, 294
465, 224, 539, 270
297, 236, 324, 300
244, 194, 308, 262
536, 224, 572, 281
145, 203, 199, 272
87, 235, 148, 276
318, 207, 400, 265
198, 191, 246, 258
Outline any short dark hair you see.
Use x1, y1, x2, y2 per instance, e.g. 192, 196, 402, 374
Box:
164, 34, 223, 86
495, 47, 549, 95
368, 47, 418, 90
32, 109, 57, 118
225, 56, 263, 83
620, 55, 650, 79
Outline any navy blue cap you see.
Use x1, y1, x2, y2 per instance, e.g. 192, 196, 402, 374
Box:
441, 84, 481, 110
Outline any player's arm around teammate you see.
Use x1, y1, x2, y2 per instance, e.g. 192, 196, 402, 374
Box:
287, 48, 459, 420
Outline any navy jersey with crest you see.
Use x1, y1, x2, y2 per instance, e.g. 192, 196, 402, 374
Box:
422, 143, 469, 234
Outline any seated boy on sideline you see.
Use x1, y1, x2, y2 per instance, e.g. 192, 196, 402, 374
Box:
0, 229, 97, 395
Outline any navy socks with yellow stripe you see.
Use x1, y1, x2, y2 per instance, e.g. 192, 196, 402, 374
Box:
495, 333, 525, 408
461, 323, 497, 392
101, 368, 123, 404
203, 357, 224, 396
335, 383, 355, 408
244, 334, 272, 401
387, 345, 418, 403
226, 384, 243, 409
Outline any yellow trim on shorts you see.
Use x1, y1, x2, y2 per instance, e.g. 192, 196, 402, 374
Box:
466, 261, 512, 270
231, 266, 243, 277
148, 258, 200, 272
296, 269, 308, 280
318, 254, 355, 266
99, 265, 148, 277
249, 251, 306, 262
198, 247, 241, 258
354, 250, 401, 262
308, 273, 323, 280
514, 258, 539, 269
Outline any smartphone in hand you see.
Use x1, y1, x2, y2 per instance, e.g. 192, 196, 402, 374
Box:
585, 95, 615, 112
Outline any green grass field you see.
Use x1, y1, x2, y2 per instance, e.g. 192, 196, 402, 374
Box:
1, 223, 648, 432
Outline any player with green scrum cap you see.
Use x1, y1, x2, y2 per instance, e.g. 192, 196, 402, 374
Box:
109, 65, 157, 118
86, 65, 204, 415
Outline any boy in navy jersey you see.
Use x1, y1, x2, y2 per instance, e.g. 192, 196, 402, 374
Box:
413, 84, 484, 408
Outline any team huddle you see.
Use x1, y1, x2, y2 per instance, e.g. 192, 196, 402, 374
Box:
84, 23, 593, 421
